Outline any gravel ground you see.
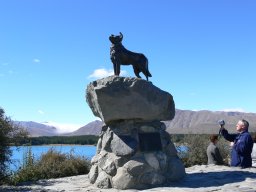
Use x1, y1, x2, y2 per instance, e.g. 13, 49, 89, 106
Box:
1, 165, 256, 192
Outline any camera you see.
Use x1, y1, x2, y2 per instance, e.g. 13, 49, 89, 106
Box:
218, 120, 225, 126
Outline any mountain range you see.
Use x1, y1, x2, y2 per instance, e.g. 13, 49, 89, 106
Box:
14, 109, 256, 137
165, 109, 256, 134
14, 121, 58, 137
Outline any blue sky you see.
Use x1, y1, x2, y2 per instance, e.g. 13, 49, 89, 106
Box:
1, 1, 256, 132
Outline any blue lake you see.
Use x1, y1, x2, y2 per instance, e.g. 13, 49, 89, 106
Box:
9, 145, 96, 172
9, 144, 187, 173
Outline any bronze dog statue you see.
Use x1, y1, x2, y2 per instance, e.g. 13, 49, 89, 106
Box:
109, 32, 152, 81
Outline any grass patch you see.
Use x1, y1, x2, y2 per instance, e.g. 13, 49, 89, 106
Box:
172, 134, 230, 167
10, 148, 91, 185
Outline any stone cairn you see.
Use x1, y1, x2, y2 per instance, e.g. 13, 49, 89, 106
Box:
86, 76, 185, 189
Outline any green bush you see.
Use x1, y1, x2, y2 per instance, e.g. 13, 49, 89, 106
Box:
0, 107, 28, 184
216, 136, 231, 165
175, 134, 230, 167
11, 148, 91, 184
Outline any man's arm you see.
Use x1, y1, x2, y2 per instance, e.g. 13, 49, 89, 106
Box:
220, 128, 237, 142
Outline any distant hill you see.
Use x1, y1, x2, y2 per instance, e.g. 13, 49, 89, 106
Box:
13, 120, 103, 137
14, 121, 58, 137
14, 109, 256, 137
68, 109, 256, 135
164, 109, 256, 134
62, 120, 103, 136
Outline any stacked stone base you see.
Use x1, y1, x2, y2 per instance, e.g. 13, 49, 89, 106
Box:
86, 76, 186, 189
88, 120, 185, 189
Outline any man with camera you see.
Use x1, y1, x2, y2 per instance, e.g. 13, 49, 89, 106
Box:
219, 119, 253, 168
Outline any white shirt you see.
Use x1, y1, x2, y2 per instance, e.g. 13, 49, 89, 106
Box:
252, 143, 256, 167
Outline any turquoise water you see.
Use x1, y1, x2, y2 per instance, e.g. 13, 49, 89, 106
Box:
9, 144, 187, 172
9, 145, 96, 172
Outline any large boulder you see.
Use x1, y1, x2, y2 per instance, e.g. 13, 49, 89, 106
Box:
86, 76, 175, 124
86, 76, 185, 189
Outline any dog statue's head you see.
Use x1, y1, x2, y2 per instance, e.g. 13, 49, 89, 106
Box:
109, 32, 123, 45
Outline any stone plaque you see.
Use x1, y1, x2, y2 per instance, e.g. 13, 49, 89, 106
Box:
138, 132, 162, 152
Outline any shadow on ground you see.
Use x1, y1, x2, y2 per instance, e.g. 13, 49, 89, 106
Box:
1, 170, 256, 191
0, 186, 42, 192
0, 179, 63, 192
169, 170, 256, 188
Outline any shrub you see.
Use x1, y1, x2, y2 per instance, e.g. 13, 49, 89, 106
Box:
181, 135, 209, 167
11, 148, 91, 184
175, 134, 230, 167
0, 107, 28, 184
216, 136, 231, 165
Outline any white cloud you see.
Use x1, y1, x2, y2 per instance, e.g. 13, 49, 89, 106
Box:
33, 59, 40, 63
38, 110, 45, 115
88, 68, 128, 79
221, 108, 246, 113
42, 121, 82, 133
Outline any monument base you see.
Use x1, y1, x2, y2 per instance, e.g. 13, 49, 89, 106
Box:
88, 120, 185, 189
86, 76, 185, 189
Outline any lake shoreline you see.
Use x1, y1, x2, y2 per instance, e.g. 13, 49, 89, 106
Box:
9, 145, 97, 172
11, 144, 96, 146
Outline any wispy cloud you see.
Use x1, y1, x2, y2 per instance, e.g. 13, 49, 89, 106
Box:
221, 108, 246, 112
33, 59, 40, 63
42, 121, 82, 133
38, 110, 45, 115
88, 68, 128, 79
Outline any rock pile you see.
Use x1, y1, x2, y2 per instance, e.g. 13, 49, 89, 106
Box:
86, 76, 185, 189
